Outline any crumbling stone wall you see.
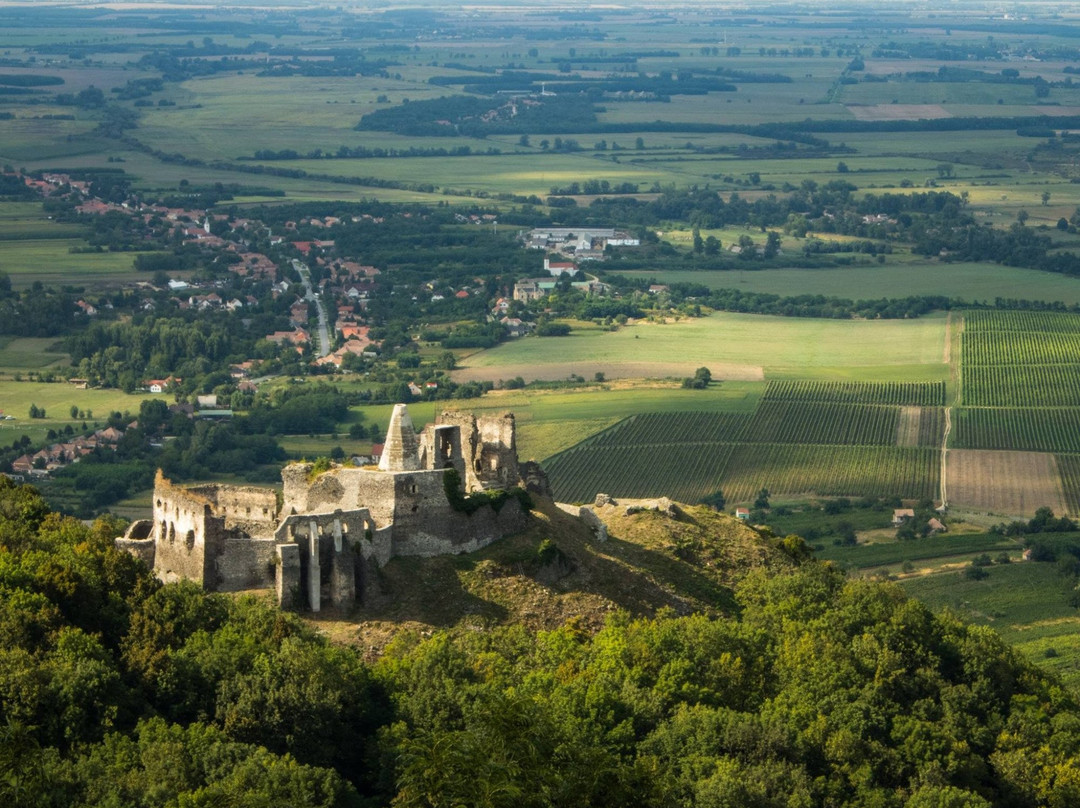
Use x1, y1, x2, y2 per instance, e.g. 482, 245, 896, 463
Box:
151, 472, 222, 587
435, 411, 519, 491
124, 405, 540, 612
185, 482, 278, 536
476, 413, 520, 490
216, 538, 278, 591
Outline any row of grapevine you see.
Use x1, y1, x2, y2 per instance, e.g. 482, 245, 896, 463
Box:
962, 330, 1080, 367
953, 408, 1080, 453
547, 443, 733, 504
1056, 455, 1080, 515
762, 380, 945, 407
961, 364, 1080, 407
547, 439, 939, 505
918, 407, 947, 448
964, 310, 1080, 334
719, 444, 940, 504
585, 412, 751, 448
740, 401, 904, 446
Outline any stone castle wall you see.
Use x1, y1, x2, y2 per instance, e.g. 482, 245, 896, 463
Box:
127, 405, 538, 611
151, 471, 221, 586
186, 483, 278, 536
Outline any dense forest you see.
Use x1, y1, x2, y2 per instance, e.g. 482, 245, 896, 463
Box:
2, 477, 1080, 806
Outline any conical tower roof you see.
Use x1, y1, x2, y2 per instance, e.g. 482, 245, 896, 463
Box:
378, 403, 421, 471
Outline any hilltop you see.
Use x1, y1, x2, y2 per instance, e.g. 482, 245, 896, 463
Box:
323, 496, 803, 654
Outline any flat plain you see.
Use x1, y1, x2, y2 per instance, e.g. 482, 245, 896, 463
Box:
454, 311, 949, 383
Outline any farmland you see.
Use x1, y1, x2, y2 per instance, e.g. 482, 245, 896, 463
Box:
544, 382, 945, 505
454, 312, 949, 383
535, 306, 1080, 514
619, 263, 1080, 306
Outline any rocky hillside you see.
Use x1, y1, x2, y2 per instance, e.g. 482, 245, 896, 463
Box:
328, 496, 805, 654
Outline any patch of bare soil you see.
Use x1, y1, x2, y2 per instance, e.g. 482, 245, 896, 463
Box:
947, 449, 1067, 517
897, 406, 922, 447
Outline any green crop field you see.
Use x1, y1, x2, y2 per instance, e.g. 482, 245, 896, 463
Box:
456, 311, 949, 383
0, 337, 69, 372
619, 262, 1080, 306
0, 239, 142, 288
815, 532, 1019, 569
544, 380, 947, 505
953, 409, 1080, 453
763, 380, 946, 406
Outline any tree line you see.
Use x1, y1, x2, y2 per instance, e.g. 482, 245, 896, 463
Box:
3, 478, 1080, 805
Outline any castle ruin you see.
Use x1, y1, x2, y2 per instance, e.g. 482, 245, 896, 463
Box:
117, 404, 540, 612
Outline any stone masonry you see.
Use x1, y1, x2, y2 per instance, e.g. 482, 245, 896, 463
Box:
117, 404, 541, 612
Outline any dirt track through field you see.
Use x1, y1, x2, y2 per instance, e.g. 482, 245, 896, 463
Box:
947, 449, 1067, 516
896, 406, 921, 446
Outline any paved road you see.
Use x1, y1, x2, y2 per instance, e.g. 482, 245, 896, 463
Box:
291, 259, 331, 358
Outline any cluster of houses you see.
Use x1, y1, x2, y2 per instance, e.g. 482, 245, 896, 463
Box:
523, 227, 640, 260
10, 426, 125, 477
512, 276, 609, 303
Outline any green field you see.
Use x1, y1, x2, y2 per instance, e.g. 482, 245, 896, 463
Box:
902, 561, 1080, 686
456, 311, 949, 383
0, 337, 69, 372
620, 262, 1080, 306
543, 382, 946, 505
0, 380, 167, 439
271, 382, 767, 464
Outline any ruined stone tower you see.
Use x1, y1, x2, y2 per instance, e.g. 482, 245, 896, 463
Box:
117, 404, 538, 612
379, 403, 421, 472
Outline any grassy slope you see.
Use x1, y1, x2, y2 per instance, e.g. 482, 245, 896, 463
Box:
322, 499, 795, 655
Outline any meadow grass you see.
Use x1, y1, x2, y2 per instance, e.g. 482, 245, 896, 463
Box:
0, 380, 168, 451
0, 337, 69, 371
262, 153, 679, 196
0, 238, 142, 287
458, 311, 948, 382
0, 380, 166, 422
901, 561, 1080, 686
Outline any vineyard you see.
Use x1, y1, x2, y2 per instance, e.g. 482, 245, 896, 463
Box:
584, 412, 751, 448
545, 442, 734, 504
953, 310, 1080, 514
963, 310, 1080, 334
953, 408, 1080, 453
762, 380, 945, 407
961, 311, 1080, 408
546, 382, 946, 505
543, 309, 1080, 513
717, 445, 939, 504
740, 401, 902, 446
1057, 455, 1080, 514
961, 365, 1080, 408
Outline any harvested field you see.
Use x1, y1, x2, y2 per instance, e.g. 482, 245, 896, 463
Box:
847, 104, 951, 121
897, 407, 922, 447
946, 449, 1067, 516
452, 360, 765, 384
